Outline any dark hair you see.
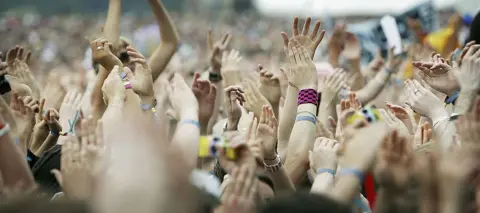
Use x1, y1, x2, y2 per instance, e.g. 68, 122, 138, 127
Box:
261, 191, 351, 213
213, 160, 275, 192
467, 12, 480, 44
0, 196, 91, 213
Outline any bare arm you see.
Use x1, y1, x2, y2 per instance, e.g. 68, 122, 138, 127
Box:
277, 85, 298, 159
148, 0, 180, 81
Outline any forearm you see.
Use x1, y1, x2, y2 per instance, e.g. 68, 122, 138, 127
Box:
0, 129, 35, 188
170, 110, 200, 169
346, 60, 365, 91
453, 90, 476, 115
91, 67, 114, 122
331, 175, 362, 203
284, 103, 317, 184
318, 100, 336, 128
207, 82, 223, 135
277, 86, 298, 158
148, 0, 180, 81
434, 120, 456, 152
355, 69, 391, 104
35, 134, 59, 156
310, 173, 335, 194
104, 0, 122, 46
267, 167, 295, 194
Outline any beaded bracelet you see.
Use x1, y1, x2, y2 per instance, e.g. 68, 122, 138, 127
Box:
120, 72, 128, 80
140, 99, 158, 118
198, 136, 236, 159
297, 89, 318, 106
123, 81, 132, 89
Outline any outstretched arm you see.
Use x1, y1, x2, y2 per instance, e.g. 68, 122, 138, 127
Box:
148, 0, 181, 81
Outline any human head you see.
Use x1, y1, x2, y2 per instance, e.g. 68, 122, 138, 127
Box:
467, 11, 480, 44
261, 191, 351, 213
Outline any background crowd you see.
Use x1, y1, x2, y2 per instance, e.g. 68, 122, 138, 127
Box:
0, 0, 480, 213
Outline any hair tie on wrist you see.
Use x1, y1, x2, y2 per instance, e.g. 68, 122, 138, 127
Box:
297, 89, 318, 106
338, 168, 364, 181
119, 72, 128, 80
316, 168, 335, 176
181, 119, 200, 128
124, 81, 132, 89
295, 115, 316, 125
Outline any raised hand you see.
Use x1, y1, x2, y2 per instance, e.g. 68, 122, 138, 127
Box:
404, 79, 446, 119
386, 102, 415, 134
58, 91, 83, 134
341, 32, 361, 60
244, 79, 271, 119
374, 130, 413, 192
283, 39, 318, 90
221, 49, 243, 86
168, 73, 198, 114
309, 137, 340, 172
219, 165, 258, 213
43, 108, 62, 134
5, 46, 40, 98
102, 65, 126, 105
378, 108, 409, 134
90, 38, 122, 70
327, 24, 347, 65
208, 30, 232, 71
258, 65, 281, 105
51, 129, 102, 200
385, 46, 403, 72
124, 46, 154, 99
256, 105, 278, 160
412, 52, 459, 96
191, 72, 217, 127
453, 44, 480, 92
224, 86, 245, 130
281, 17, 325, 59
367, 49, 385, 72
322, 68, 347, 105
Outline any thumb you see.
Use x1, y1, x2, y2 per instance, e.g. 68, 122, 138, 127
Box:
51, 169, 63, 186
123, 66, 135, 80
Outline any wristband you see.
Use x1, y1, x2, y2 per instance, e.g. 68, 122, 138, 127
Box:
140, 99, 158, 118
50, 130, 59, 136
316, 168, 335, 176
445, 89, 460, 105
296, 111, 317, 118
338, 168, 364, 182
0, 123, 10, 137
198, 136, 236, 159
298, 89, 318, 106
209, 72, 222, 83
264, 155, 282, 172
181, 119, 200, 128
385, 67, 393, 74
119, 72, 128, 80
295, 115, 316, 125
123, 81, 132, 89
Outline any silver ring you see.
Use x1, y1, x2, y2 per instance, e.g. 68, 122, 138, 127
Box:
96, 46, 104, 51
414, 90, 420, 95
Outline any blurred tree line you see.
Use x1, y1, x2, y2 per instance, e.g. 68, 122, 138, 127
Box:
0, 0, 184, 15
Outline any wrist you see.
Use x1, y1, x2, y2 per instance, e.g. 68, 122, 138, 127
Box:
264, 153, 278, 161
226, 118, 239, 130
139, 95, 155, 105
298, 84, 317, 91
108, 95, 125, 106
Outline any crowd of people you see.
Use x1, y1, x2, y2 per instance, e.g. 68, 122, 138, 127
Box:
1, 0, 480, 212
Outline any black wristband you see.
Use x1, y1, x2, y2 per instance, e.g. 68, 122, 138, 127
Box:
209, 72, 222, 83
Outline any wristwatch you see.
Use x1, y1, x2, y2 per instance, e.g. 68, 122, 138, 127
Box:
209, 72, 222, 83
264, 155, 282, 173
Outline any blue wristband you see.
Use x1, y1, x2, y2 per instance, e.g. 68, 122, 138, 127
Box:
338, 168, 364, 181
50, 130, 59, 136
316, 168, 335, 176
445, 90, 460, 104
295, 115, 316, 125
181, 119, 200, 128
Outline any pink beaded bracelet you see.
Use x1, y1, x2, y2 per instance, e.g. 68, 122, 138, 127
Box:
297, 89, 318, 106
